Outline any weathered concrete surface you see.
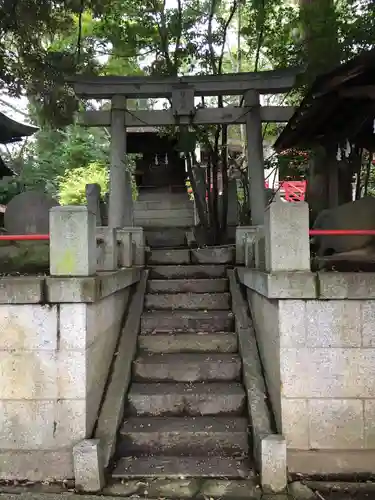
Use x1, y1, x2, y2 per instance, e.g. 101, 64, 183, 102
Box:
0, 267, 136, 480
96, 227, 118, 272
133, 353, 241, 382
261, 435, 287, 494
229, 273, 275, 445
288, 482, 316, 500
149, 265, 227, 279
145, 292, 230, 310
191, 247, 235, 264
237, 268, 316, 299
138, 331, 238, 353
0, 277, 44, 304
117, 416, 248, 455
112, 456, 252, 479
147, 248, 190, 264
228, 270, 286, 493
127, 382, 246, 416
94, 271, 148, 467
147, 278, 229, 293
144, 227, 187, 248
235, 226, 263, 265
0, 267, 139, 304
242, 266, 375, 475
50, 206, 96, 277
46, 268, 140, 303
0, 450, 73, 481
73, 439, 104, 492
264, 200, 310, 272
140, 310, 234, 333
103, 478, 261, 499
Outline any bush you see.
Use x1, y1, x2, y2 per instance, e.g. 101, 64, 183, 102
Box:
58, 162, 109, 205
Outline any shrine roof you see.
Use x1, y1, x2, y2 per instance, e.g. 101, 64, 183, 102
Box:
274, 48, 375, 152
0, 112, 38, 144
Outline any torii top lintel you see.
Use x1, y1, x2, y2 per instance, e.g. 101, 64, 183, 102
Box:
67, 67, 301, 99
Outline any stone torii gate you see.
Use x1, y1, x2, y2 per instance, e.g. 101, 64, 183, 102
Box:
68, 69, 299, 228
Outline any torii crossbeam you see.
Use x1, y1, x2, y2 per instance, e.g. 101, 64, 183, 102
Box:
68, 67, 301, 228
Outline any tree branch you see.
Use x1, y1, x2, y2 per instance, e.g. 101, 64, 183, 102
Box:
218, 0, 238, 74
207, 0, 218, 74
152, 0, 175, 74
173, 0, 183, 69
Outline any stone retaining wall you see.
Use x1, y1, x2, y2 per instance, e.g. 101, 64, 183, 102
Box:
0, 269, 140, 481
239, 268, 375, 476
236, 200, 375, 476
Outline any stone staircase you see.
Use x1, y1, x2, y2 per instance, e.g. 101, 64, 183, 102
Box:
112, 249, 252, 479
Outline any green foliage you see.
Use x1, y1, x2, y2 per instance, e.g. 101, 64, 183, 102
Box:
265, 148, 309, 179
0, 180, 25, 205
20, 123, 110, 197
58, 161, 109, 205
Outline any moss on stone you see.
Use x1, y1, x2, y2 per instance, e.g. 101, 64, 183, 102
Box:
0, 241, 49, 275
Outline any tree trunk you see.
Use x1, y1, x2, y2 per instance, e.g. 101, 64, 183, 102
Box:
299, 0, 342, 223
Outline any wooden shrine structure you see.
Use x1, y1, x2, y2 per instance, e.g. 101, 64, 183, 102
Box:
274, 49, 375, 212
68, 69, 300, 228
0, 111, 38, 178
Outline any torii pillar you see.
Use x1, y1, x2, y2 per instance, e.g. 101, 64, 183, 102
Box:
109, 95, 134, 228
245, 90, 266, 225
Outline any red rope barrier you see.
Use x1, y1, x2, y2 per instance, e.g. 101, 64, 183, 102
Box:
309, 230, 375, 236
0, 230, 375, 240
0, 234, 50, 241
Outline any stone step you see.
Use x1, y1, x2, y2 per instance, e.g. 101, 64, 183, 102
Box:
136, 217, 194, 228
145, 292, 230, 310
104, 478, 260, 499
147, 279, 229, 294
147, 249, 190, 265
134, 199, 193, 210
191, 247, 235, 264
145, 228, 188, 248
138, 332, 238, 353
141, 310, 234, 333
127, 382, 246, 416
117, 416, 249, 456
149, 265, 227, 279
112, 456, 252, 479
133, 353, 241, 382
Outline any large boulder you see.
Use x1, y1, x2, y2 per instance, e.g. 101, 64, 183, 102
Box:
4, 191, 59, 235
312, 196, 375, 257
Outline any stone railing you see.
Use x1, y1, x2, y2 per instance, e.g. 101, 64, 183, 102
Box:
0, 206, 144, 483
235, 200, 375, 477
50, 206, 145, 275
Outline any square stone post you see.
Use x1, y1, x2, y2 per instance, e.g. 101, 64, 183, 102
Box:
121, 227, 145, 266
109, 95, 134, 228
116, 229, 133, 267
264, 199, 310, 271
245, 90, 265, 226
85, 183, 103, 226
49, 206, 97, 276
235, 225, 263, 264
96, 227, 118, 271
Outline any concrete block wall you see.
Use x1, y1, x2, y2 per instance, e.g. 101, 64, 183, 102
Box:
238, 200, 375, 475
0, 206, 142, 481
0, 283, 132, 481
244, 272, 375, 476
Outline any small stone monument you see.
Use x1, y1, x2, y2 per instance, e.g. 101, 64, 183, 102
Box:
4, 191, 59, 234
85, 183, 103, 226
